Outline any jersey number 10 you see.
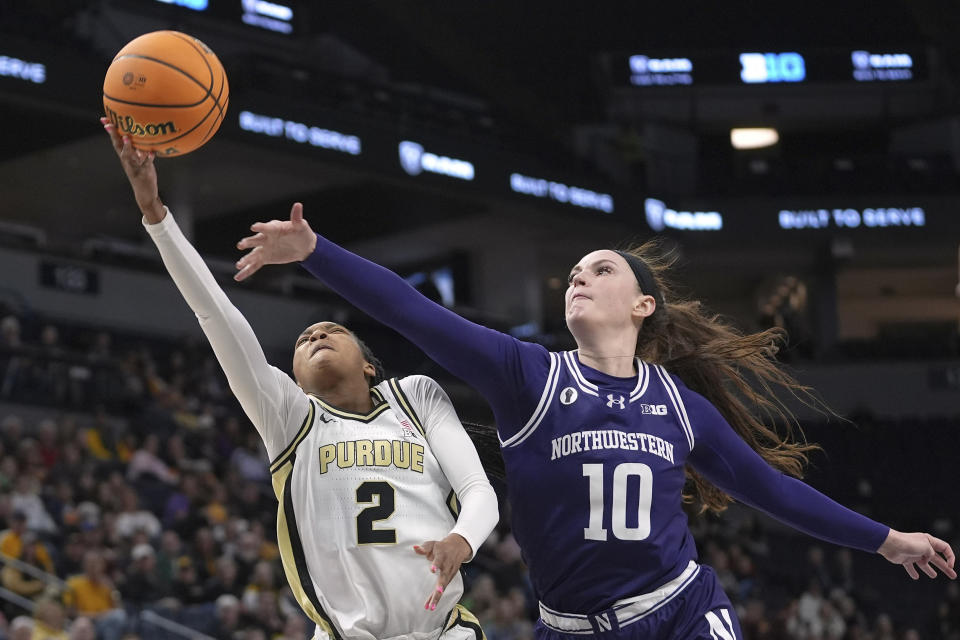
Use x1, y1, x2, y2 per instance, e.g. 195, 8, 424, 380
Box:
582, 463, 653, 541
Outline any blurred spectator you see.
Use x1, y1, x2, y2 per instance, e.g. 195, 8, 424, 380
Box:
275, 612, 308, 640
56, 533, 85, 579
34, 420, 59, 470
169, 556, 206, 605
805, 545, 833, 592
202, 481, 230, 527
65, 617, 94, 640
43, 480, 77, 532
0, 416, 24, 454
0, 316, 22, 349
820, 599, 846, 639
120, 544, 164, 607
154, 530, 182, 590
9, 477, 57, 537
483, 588, 533, 640
62, 549, 126, 640
462, 574, 498, 622
204, 555, 242, 601
211, 594, 241, 640
739, 598, 774, 639
9, 616, 33, 640
241, 561, 276, 613
112, 488, 161, 542
191, 527, 219, 581
30, 599, 67, 640
126, 435, 177, 486
242, 591, 283, 638
1, 531, 53, 599
161, 473, 200, 534
229, 434, 268, 484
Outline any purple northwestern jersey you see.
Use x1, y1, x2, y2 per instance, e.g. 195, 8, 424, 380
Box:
499, 352, 700, 612
302, 236, 890, 613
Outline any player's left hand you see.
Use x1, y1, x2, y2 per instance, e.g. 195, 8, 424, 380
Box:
877, 529, 957, 580
414, 534, 472, 611
234, 202, 317, 281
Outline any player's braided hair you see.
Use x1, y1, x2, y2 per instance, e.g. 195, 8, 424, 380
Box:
352, 333, 385, 388
622, 239, 824, 514
462, 422, 506, 481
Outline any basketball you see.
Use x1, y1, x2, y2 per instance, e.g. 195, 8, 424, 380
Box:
103, 31, 229, 157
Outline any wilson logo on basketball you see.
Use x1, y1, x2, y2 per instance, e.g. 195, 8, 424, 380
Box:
104, 106, 177, 137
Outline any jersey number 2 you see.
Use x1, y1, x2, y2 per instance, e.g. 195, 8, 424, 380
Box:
356, 481, 396, 544
582, 463, 653, 541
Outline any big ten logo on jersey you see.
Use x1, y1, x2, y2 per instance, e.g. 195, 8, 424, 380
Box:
398, 418, 417, 438
318, 440, 424, 474
640, 403, 668, 415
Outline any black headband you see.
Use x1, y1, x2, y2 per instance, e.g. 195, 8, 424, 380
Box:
614, 250, 662, 307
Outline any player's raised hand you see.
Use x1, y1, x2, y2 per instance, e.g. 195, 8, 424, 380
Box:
877, 529, 956, 580
235, 202, 317, 281
414, 534, 472, 612
100, 116, 164, 223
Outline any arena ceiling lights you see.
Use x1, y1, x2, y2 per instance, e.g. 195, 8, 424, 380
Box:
730, 128, 779, 150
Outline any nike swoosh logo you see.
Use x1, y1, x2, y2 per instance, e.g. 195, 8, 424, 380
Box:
318, 413, 332, 423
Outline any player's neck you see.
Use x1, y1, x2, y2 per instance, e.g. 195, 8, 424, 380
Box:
574, 332, 638, 378
307, 380, 375, 414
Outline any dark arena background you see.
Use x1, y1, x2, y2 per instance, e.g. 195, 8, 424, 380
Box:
1, 2, 959, 639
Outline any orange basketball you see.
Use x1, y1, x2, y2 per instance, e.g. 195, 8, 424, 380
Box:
103, 31, 229, 157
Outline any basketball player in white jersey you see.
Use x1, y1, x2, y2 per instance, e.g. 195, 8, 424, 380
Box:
101, 119, 498, 640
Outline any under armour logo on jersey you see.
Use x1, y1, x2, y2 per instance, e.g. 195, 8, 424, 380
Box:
640, 403, 668, 416
606, 394, 626, 409
560, 387, 578, 405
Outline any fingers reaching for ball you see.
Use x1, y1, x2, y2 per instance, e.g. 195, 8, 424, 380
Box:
101, 116, 165, 223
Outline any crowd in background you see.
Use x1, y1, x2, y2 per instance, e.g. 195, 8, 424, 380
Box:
0, 307, 957, 640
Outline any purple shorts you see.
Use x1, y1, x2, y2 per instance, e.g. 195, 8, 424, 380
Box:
535, 563, 742, 640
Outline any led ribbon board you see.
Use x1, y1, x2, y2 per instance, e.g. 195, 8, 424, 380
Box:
510, 173, 613, 213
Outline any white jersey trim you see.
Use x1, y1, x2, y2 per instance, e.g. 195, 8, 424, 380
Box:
628, 359, 650, 402
654, 365, 694, 451
563, 351, 600, 396
501, 352, 561, 448
538, 560, 701, 634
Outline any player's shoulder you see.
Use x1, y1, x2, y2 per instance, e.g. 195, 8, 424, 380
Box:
389, 374, 449, 400
650, 364, 713, 406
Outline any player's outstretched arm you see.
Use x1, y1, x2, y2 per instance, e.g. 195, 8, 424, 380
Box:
684, 385, 955, 579
102, 119, 306, 457
234, 204, 548, 433
877, 529, 956, 580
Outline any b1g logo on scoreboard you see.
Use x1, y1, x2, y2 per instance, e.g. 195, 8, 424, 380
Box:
740, 52, 806, 84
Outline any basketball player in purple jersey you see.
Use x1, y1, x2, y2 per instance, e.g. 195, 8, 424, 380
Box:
234, 204, 955, 639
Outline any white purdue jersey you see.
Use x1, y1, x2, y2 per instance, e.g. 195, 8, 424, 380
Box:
271, 377, 474, 640
143, 211, 497, 640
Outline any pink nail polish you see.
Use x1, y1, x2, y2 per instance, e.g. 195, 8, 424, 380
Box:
430, 604, 436, 611
437, 586, 443, 594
